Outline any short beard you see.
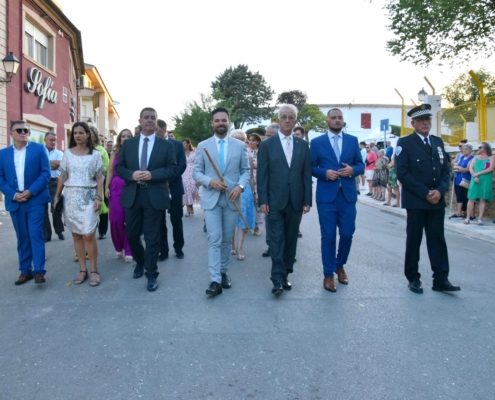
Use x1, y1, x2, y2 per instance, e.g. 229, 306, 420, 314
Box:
329, 126, 343, 134
214, 126, 228, 136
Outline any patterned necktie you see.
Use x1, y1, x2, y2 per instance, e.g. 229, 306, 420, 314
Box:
424, 137, 431, 151
286, 136, 292, 167
332, 135, 340, 163
141, 137, 149, 171
219, 139, 225, 170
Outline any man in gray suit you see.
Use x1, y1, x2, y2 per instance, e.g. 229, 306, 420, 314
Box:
258, 104, 312, 295
193, 108, 250, 296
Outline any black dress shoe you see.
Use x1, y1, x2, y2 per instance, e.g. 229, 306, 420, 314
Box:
206, 281, 222, 296
158, 253, 169, 262
147, 277, 158, 292
98, 234, 106, 240
15, 273, 34, 286
272, 283, 283, 295
262, 248, 270, 257
432, 280, 461, 292
57, 232, 65, 240
282, 280, 292, 290
133, 264, 144, 279
203, 221, 207, 232
221, 273, 232, 289
44, 237, 51, 243
34, 273, 46, 284
176, 251, 184, 259
408, 280, 423, 294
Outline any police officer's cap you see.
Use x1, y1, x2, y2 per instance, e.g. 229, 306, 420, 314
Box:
407, 104, 432, 119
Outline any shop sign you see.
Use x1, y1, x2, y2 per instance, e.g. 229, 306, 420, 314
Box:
24, 67, 59, 109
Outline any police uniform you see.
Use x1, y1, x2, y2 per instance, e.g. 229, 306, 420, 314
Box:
395, 104, 460, 293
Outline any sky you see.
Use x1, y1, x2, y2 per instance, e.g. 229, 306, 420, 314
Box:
58, 0, 494, 135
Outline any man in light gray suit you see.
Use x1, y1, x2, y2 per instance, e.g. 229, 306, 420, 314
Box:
193, 107, 250, 296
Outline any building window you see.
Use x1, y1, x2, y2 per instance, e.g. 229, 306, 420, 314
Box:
361, 113, 371, 129
63, 87, 68, 103
24, 19, 50, 68
81, 105, 86, 117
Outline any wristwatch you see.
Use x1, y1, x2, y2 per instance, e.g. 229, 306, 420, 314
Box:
239, 184, 245, 192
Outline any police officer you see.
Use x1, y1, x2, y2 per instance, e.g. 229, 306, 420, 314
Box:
395, 104, 460, 294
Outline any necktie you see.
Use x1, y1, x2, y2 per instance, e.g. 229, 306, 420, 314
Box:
286, 136, 292, 167
141, 137, 149, 171
332, 135, 340, 163
424, 137, 431, 151
219, 139, 225, 170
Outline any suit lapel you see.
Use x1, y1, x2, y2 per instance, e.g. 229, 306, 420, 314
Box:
322, 133, 339, 164
273, 135, 290, 168
223, 136, 234, 171
413, 133, 432, 155
24, 143, 34, 174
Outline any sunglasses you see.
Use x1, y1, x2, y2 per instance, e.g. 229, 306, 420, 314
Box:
478, 146, 483, 150
13, 128, 30, 134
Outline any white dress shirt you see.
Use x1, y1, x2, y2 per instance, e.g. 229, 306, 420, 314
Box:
13, 142, 29, 192
416, 132, 430, 146
278, 132, 294, 157
45, 147, 64, 178
327, 131, 342, 159
214, 135, 228, 165
138, 133, 156, 168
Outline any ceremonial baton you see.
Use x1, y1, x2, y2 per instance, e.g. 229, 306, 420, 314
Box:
203, 147, 251, 232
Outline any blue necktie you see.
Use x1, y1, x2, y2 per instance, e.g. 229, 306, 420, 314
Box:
219, 139, 225, 170
332, 135, 340, 163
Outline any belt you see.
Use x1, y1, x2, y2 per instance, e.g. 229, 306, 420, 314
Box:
50, 177, 58, 181
137, 183, 147, 188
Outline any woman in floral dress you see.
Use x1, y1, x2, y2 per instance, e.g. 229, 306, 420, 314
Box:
182, 139, 200, 216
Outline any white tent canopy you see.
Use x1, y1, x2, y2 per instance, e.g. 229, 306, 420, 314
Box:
364, 127, 396, 142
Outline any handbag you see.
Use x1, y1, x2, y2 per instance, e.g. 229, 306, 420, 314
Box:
54, 195, 64, 212
459, 178, 470, 189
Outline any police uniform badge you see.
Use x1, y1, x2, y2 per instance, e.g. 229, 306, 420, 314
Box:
437, 146, 444, 164
395, 146, 402, 156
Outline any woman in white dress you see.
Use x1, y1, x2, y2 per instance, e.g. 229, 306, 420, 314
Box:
54, 122, 104, 286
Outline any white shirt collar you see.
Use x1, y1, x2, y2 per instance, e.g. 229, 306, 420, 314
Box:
415, 131, 430, 143
278, 132, 293, 141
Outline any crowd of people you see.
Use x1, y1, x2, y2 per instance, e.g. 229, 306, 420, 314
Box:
1, 103, 493, 295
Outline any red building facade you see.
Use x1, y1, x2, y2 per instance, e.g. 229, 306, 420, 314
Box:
6, 0, 83, 150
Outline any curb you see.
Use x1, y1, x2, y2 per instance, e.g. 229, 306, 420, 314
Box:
358, 196, 495, 245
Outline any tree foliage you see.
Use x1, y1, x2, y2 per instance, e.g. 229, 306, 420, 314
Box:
443, 67, 495, 107
211, 64, 274, 129
172, 94, 214, 145
297, 104, 327, 134
277, 90, 308, 111
384, 0, 495, 66
246, 126, 266, 136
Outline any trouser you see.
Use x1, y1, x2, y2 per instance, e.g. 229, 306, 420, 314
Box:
43, 178, 64, 239
159, 193, 184, 255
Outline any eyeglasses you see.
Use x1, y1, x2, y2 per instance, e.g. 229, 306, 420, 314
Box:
279, 116, 296, 121
458, 145, 463, 147
13, 128, 30, 134
478, 146, 483, 150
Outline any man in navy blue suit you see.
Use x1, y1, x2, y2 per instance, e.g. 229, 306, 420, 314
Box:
156, 119, 187, 260
0, 120, 51, 285
311, 109, 364, 292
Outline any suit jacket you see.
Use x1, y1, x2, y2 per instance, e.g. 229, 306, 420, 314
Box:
257, 134, 312, 211
311, 132, 365, 203
0, 142, 51, 212
168, 138, 187, 197
116, 135, 178, 210
193, 135, 250, 211
395, 132, 450, 210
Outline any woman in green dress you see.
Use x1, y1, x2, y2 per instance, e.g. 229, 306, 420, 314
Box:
465, 142, 494, 225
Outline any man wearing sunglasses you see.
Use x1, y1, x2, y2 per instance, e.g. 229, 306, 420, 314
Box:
0, 120, 51, 285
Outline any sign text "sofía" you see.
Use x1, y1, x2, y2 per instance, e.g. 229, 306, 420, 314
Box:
24, 68, 58, 109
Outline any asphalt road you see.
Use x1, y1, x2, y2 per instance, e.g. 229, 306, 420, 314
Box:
0, 203, 494, 400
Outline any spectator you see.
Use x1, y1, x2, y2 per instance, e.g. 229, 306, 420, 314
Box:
372, 149, 388, 201
384, 155, 400, 207
370, 141, 379, 155
465, 142, 494, 225
247, 133, 263, 236
451, 143, 474, 219
365, 144, 377, 196
385, 140, 394, 160
182, 139, 200, 216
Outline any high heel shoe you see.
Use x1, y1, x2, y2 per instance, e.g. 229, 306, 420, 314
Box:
89, 271, 100, 287
74, 271, 88, 284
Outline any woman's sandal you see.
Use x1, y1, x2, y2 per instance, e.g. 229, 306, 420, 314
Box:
231, 249, 237, 256
74, 271, 88, 285
89, 271, 100, 287
237, 254, 245, 261
463, 219, 470, 225
478, 220, 484, 226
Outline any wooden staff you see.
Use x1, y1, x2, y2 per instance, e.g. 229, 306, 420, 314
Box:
203, 147, 251, 232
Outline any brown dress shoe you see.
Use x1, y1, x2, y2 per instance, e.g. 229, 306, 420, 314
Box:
324, 276, 336, 292
336, 268, 348, 285
35, 273, 46, 284
15, 273, 34, 286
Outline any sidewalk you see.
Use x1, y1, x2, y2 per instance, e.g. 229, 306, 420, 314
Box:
358, 188, 495, 244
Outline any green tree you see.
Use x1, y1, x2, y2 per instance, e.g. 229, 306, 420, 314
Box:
443, 67, 495, 107
246, 126, 266, 136
173, 94, 214, 145
390, 124, 401, 136
383, 0, 495, 66
297, 104, 327, 134
211, 64, 274, 129
277, 90, 307, 111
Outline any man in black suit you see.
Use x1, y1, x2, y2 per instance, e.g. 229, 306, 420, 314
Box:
155, 119, 187, 260
257, 104, 312, 295
395, 104, 460, 294
116, 108, 178, 292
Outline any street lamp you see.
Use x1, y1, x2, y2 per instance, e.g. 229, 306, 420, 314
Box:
0, 52, 21, 84
418, 87, 428, 103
